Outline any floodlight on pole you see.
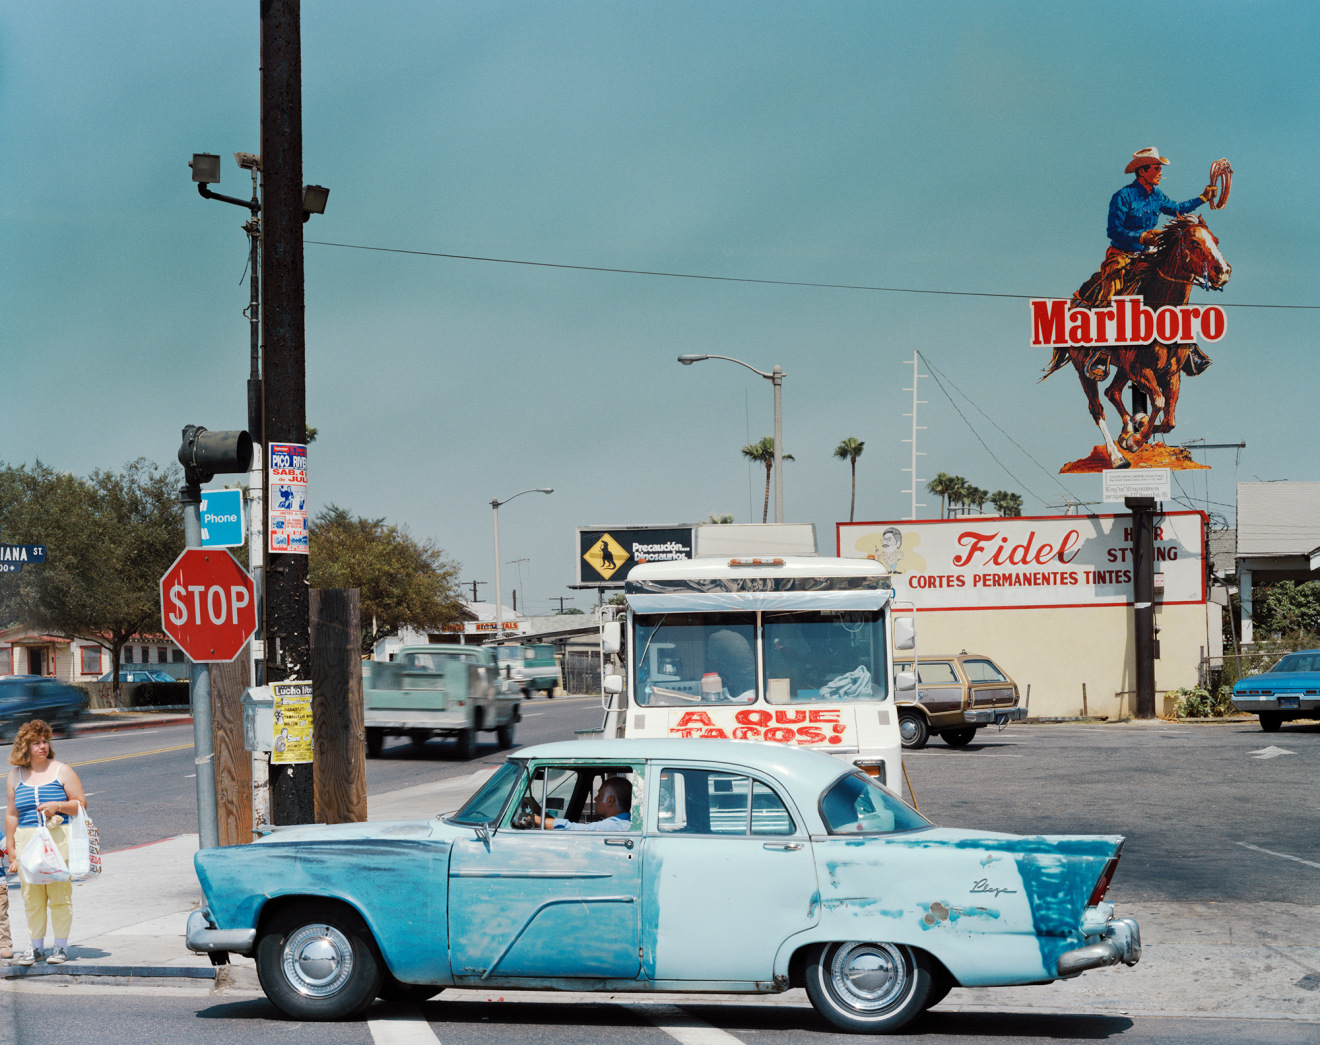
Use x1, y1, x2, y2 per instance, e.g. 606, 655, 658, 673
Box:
491, 488, 553, 639
677, 354, 786, 523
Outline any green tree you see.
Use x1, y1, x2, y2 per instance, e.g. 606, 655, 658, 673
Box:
705, 513, 734, 524
945, 475, 972, 517
741, 437, 794, 524
833, 437, 865, 523
1253, 581, 1320, 638
990, 490, 1024, 517
308, 505, 463, 654
0, 459, 184, 706
556, 606, 586, 615
966, 486, 989, 514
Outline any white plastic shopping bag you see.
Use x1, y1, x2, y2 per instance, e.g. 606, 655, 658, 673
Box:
19, 813, 70, 885
69, 802, 101, 880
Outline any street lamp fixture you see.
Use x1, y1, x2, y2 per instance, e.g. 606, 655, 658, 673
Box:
491, 488, 553, 639
677, 353, 787, 523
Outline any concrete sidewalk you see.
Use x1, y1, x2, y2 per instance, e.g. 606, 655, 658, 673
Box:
3, 769, 1319, 1022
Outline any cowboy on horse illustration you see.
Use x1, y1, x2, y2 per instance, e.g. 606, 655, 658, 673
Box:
1072, 147, 1219, 380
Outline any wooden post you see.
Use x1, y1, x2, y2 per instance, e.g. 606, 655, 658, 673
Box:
1081, 682, 1088, 718
310, 589, 367, 823
210, 648, 254, 845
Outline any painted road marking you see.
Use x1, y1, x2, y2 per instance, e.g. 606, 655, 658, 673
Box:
70, 743, 193, 767
1248, 746, 1296, 759
639, 1004, 747, 1044
1236, 842, 1320, 870
368, 1005, 442, 1045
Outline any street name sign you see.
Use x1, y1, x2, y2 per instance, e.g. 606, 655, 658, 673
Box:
160, 548, 257, 662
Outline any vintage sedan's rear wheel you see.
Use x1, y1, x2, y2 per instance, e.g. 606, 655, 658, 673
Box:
256, 902, 384, 1020
941, 727, 976, 748
898, 711, 929, 750
1259, 712, 1283, 732
805, 941, 931, 1033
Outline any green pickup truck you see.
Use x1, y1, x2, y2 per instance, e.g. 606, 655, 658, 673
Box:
493, 642, 562, 698
363, 645, 521, 758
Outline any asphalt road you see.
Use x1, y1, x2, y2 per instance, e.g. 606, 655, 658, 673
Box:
59, 694, 605, 850
4, 984, 1316, 1045
903, 717, 1320, 904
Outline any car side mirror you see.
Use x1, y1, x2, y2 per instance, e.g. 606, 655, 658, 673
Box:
894, 671, 917, 693
602, 621, 621, 655
603, 674, 624, 695
893, 616, 915, 651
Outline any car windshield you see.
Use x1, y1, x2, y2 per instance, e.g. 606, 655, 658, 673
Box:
1272, 653, 1319, 674
819, 772, 930, 835
448, 762, 524, 825
634, 610, 890, 706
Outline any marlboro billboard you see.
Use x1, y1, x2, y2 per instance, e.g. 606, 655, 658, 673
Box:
1038, 148, 1232, 473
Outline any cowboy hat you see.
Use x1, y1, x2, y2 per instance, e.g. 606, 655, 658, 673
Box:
1125, 147, 1170, 173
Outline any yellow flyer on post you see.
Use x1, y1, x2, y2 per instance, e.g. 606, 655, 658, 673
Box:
271, 680, 314, 764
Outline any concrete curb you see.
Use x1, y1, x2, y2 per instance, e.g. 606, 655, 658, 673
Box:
1, 963, 215, 981
73, 715, 193, 735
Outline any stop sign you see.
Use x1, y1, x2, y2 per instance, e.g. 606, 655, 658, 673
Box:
160, 548, 257, 663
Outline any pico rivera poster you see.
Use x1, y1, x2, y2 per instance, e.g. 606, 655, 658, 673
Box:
1036, 147, 1232, 473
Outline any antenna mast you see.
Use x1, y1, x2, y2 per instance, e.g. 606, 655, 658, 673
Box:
901, 352, 927, 520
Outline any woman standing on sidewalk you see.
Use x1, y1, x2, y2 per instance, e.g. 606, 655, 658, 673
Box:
6, 719, 88, 966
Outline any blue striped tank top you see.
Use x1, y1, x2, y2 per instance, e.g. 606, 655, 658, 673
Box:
15, 770, 68, 828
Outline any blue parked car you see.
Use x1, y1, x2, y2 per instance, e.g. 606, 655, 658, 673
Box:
187, 739, 1140, 1032
1231, 649, 1320, 731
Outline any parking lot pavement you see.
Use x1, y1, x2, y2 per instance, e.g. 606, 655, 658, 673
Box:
5, 726, 1320, 1022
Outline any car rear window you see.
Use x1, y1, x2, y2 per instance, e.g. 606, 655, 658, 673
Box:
963, 659, 1007, 683
820, 772, 929, 835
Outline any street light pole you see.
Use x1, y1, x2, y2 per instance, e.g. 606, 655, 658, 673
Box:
678, 354, 787, 523
491, 489, 553, 639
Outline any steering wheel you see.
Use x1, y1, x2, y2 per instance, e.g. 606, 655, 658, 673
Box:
512, 793, 542, 830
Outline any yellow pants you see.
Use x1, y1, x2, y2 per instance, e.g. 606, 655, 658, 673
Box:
0, 858, 10, 951
14, 823, 73, 941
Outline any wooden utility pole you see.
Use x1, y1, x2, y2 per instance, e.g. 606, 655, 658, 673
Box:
1127, 496, 1157, 718
211, 652, 254, 845
261, 0, 314, 823
310, 589, 368, 823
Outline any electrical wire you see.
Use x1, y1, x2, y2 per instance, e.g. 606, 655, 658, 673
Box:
305, 239, 1320, 311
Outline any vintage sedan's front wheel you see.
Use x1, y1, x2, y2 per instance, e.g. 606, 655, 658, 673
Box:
256, 902, 384, 1020
805, 941, 931, 1033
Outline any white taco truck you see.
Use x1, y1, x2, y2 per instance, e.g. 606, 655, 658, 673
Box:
600, 547, 914, 794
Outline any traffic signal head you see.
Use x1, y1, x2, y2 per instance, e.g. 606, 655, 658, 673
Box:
179, 425, 253, 484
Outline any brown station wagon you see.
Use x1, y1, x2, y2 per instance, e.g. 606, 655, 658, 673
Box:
893, 652, 1025, 749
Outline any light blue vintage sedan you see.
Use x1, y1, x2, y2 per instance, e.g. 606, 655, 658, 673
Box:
188, 739, 1140, 1032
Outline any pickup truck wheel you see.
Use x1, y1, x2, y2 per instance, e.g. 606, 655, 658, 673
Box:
804, 941, 932, 1033
256, 902, 384, 1021
365, 728, 384, 758
496, 720, 516, 749
453, 728, 475, 760
521, 687, 532, 700
1259, 712, 1283, 732
941, 727, 976, 748
898, 711, 929, 750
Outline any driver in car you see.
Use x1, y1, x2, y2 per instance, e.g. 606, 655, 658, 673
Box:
533, 778, 632, 832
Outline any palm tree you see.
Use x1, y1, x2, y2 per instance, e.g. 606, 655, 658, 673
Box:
833, 437, 865, 522
741, 437, 794, 523
946, 475, 972, 517
926, 472, 956, 518
705, 513, 734, 524
966, 486, 989, 514
990, 490, 1024, 517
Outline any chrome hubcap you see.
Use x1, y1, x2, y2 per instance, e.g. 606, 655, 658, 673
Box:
829, 942, 909, 1012
282, 923, 354, 997
899, 718, 921, 743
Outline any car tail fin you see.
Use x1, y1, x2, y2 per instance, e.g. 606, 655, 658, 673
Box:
1087, 856, 1120, 906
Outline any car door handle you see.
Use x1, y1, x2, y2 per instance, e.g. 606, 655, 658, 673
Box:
763, 842, 803, 851
604, 837, 634, 849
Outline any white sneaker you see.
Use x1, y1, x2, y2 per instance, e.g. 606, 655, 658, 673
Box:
12, 947, 43, 966
46, 947, 68, 965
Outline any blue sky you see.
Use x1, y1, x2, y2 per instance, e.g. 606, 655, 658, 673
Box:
2, 2, 1316, 614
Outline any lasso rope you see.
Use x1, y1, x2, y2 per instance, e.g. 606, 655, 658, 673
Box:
1208, 158, 1232, 210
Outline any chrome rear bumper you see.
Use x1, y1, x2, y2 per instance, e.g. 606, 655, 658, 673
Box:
1057, 917, 1141, 977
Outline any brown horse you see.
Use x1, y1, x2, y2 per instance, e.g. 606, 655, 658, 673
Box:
1044, 215, 1231, 467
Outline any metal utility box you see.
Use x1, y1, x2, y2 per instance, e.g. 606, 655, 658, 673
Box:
242, 685, 274, 752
